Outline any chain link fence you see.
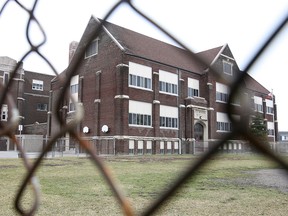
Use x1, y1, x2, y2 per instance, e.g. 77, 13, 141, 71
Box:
0, 0, 288, 215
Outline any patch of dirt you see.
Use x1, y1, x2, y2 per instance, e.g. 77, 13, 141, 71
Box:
0, 165, 18, 169
102, 156, 193, 163
234, 169, 288, 194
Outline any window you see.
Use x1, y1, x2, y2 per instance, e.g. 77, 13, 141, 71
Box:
230, 95, 240, 105
129, 62, 152, 90
37, 103, 47, 111
254, 96, 263, 113
268, 129, 275, 136
32, 79, 43, 91
159, 81, 178, 94
129, 74, 151, 89
69, 75, 79, 112
146, 141, 152, 154
159, 70, 178, 95
216, 112, 232, 132
3, 72, 9, 85
160, 141, 164, 154
188, 88, 199, 97
85, 39, 98, 58
267, 122, 274, 136
1, 104, 8, 121
137, 141, 143, 155
69, 103, 76, 112
223, 61, 233, 75
129, 140, 134, 155
266, 99, 274, 114
160, 105, 178, 129
217, 121, 232, 132
254, 104, 263, 112
129, 113, 151, 126
188, 78, 199, 97
216, 82, 229, 103
70, 84, 79, 94
216, 92, 229, 103
160, 116, 178, 128
267, 106, 274, 114
167, 141, 172, 154
129, 100, 152, 127
174, 142, 179, 154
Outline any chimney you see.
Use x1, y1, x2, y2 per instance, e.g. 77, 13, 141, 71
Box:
69, 41, 79, 63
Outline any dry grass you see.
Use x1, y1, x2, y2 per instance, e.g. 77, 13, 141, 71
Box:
0, 154, 287, 215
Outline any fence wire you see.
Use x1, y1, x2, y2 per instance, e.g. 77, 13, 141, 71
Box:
0, 0, 288, 215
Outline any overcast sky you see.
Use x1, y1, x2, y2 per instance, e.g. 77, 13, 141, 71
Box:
0, 0, 287, 131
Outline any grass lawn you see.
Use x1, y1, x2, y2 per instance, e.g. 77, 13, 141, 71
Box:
0, 153, 288, 215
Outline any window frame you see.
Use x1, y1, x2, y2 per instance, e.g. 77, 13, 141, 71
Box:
129, 113, 151, 126
160, 141, 165, 154
159, 81, 178, 95
1, 104, 8, 121
223, 60, 233, 76
265, 99, 274, 115
188, 78, 199, 97
129, 140, 135, 155
146, 141, 152, 154
129, 100, 152, 127
254, 96, 263, 113
32, 79, 44, 91
85, 39, 99, 58
3, 72, 9, 85
160, 116, 178, 129
216, 82, 230, 103
159, 105, 178, 129
129, 74, 152, 90
36, 103, 48, 111
216, 112, 233, 132
159, 70, 178, 96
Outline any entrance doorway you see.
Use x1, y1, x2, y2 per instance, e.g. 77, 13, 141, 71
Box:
194, 123, 204, 141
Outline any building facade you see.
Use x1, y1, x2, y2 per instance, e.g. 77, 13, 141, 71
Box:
49, 17, 278, 155
0, 56, 55, 150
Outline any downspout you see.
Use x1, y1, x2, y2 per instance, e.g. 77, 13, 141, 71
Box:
177, 68, 182, 154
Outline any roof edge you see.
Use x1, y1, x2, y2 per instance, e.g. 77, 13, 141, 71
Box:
210, 43, 227, 66
92, 16, 125, 52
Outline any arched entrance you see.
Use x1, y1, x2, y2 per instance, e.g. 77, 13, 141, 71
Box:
194, 123, 204, 141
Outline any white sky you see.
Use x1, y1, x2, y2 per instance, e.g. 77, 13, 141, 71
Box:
0, 0, 287, 131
